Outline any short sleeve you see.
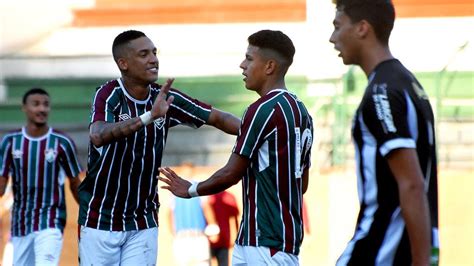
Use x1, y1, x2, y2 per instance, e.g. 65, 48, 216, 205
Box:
57, 135, 83, 179
233, 106, 272, 159
0, 136, 12, 178
167, 89, 212, 128
90, 86, 119, 124
362, 83, 416, 157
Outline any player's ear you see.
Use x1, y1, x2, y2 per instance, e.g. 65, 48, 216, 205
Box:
357, 20, 371, 39
117, 58, 128, 71
265, 59, 277, 75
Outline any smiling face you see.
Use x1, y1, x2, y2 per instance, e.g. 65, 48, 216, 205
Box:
23, 93, 50, 127
239, 45, 268, 93
329, 9, 361, 66
119, 36, 159, 85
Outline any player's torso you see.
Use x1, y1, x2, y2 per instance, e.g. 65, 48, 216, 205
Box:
6, 129, 69, 236
238, 90, 312, 254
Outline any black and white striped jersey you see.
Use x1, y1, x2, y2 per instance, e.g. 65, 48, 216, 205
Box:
338, 59, 438, 265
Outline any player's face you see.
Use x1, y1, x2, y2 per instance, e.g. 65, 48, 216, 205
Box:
329, 10, 360, 65
240, 45, 267, 92
22, 94, 50, 126
122, 36, 159, 84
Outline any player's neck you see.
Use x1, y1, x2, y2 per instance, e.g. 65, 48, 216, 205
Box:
360, 45, 394, 77
257, 78, 287, 97
25, 123, 49, 137
121, 77, 150, 100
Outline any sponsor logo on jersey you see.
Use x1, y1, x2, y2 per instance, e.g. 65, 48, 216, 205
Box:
412, 81, 429, 100
372, 83, 397, 133
118, 113, 131, 121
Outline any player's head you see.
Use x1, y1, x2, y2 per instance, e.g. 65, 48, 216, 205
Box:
333, 0, 394, 44
112, 30, 159, 84
240, 30, 295, 92
22, 87, 50, 126
329, 0, 395, 65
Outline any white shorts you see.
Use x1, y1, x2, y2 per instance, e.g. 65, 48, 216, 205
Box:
12, 228, 63, 266
232, 244, 299, 266
78, 225, 158, 266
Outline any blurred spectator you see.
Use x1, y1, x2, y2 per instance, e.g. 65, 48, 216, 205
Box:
206, 191, 239, 266
169, 195, 211, 266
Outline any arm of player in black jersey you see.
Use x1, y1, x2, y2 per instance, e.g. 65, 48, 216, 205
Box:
206, 108, 241, 135
159, 153, 248, 198
302, 168, 309, 194
90, 79, 175, 147
387, 148, 431, 265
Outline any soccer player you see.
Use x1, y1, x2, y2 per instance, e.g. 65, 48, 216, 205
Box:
77, 30, 241, 265
0, 88, 83, 265
159, 29, 314, 265
329, 1, 438, 265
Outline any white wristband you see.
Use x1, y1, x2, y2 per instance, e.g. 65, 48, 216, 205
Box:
188, 181, 200, 197
139, 111, 153, 126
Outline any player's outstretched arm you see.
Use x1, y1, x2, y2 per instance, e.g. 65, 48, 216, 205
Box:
159, 153, 248, 198
206, 108, 241, 135
90, 78, 175, 147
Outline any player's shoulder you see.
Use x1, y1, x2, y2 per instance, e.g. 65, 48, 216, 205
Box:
95, 79, 121, 97
150, 83, 183, 97
0, 128, 22, 142
373, 60, 414, 87
247, 90, 286, 113
50, 128, 75, 143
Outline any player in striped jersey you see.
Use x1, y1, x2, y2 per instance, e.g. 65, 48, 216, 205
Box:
159, 30, 313, 265
0, 88, 83, 265
330, 1, 438, 265
78, 30, 240, 265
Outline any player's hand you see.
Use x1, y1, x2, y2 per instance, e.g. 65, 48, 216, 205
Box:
151, 78, 175, 119
158, 167, 192, 198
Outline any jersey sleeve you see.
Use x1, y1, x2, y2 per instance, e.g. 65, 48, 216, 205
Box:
166, 89, 212, 128
57, 135, 83, 179
232, 106, 272, 159
301, 120, 313, 172
0, 136, 12, 178
90, 86, 119, 124
362, 82, 416, 157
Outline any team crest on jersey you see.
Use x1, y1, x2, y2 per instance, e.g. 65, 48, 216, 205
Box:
118, 113, 131, 121
12, 149, 23, 159
412, 82, 428, 100
44, 148, 57, 162
154, 116, 165, 130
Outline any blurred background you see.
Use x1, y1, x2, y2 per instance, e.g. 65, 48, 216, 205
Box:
0, 0, 472, 265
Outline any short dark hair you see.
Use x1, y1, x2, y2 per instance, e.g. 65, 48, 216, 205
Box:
112, 30, 147, 61
248, 30, 295, 67
22, 87, 49, 104
335, 0, 395, 44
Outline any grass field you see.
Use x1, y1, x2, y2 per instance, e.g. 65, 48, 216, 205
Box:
0, 166, 471, 265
